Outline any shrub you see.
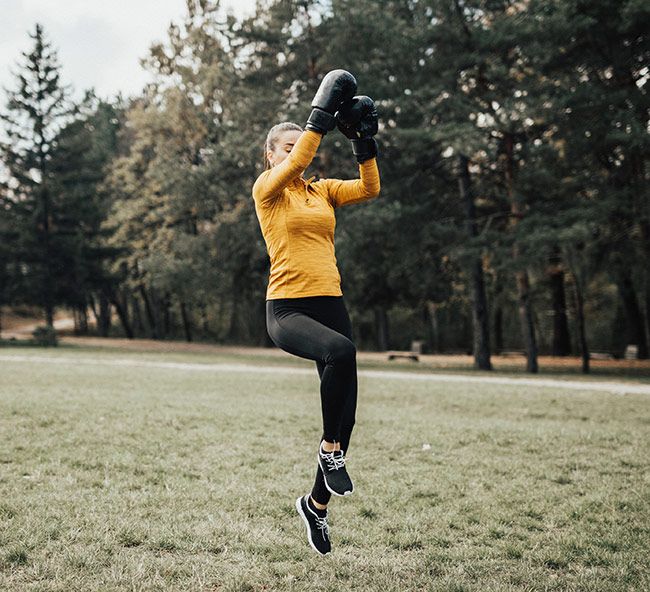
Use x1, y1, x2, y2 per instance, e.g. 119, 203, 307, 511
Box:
32, 325, 58, 346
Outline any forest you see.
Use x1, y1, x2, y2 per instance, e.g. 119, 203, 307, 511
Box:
1, 0, 648, 373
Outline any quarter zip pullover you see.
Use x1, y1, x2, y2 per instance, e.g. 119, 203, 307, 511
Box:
252, 130, 380, 299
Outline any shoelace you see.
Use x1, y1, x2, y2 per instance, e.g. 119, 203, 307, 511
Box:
321, 449, 346, 471
314, 515, 329, 538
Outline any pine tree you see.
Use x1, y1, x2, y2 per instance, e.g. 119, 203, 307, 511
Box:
518, 0, 650, 362
47, 94, 124, 335
0, 23, 76, 328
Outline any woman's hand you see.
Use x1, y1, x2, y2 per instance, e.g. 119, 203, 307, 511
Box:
335, 95, 379, 163
305, 70, 357, 135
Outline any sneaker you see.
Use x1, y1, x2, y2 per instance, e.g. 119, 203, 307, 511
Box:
295, 494, 331, 555
318, 442, 354, 496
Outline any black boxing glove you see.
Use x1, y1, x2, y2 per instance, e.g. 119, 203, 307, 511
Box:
305, 69, 357, 135
336, 95, 378, 138
336, 95, 379, 163
349, 137, 378, 163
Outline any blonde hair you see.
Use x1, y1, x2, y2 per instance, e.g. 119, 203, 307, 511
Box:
264, 122, 303, 170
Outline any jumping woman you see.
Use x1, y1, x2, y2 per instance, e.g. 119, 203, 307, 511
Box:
252, 70, 380, 555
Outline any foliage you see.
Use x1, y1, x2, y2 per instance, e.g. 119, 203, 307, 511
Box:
1, 1, 648, 358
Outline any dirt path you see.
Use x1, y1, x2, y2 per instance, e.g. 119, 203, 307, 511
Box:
2, 353, 649, 395
3, 309, 650, 375
1, 315, 74, 339
9, 334, 649, 375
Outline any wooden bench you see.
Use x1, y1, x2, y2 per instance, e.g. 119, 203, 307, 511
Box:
387, 340, 423, 362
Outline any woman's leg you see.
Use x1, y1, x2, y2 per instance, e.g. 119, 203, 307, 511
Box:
310, 298, 357, 505
311, 376, 357, 505
266, 298, 357, 448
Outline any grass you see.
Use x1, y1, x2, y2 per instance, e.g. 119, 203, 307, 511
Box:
0, 346, 649, 591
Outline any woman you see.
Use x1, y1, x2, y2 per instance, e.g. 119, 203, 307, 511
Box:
252, 70, 380, 556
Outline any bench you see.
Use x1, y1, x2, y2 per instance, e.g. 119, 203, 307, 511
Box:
387, 340, 423, 362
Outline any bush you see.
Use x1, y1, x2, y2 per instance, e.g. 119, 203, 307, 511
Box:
32, 325, 58, 346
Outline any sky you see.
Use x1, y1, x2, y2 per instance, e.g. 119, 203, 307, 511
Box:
0, 0, 258, 103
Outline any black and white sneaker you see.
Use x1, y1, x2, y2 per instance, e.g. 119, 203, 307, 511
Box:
318, 442, 354, 496
295, 494, 331, 555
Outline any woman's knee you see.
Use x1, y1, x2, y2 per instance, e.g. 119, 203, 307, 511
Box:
326, 338, 356, 365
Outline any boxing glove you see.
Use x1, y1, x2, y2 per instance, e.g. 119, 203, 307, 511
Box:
305, 69, 357, 135
348, 137, 378, 163
336, 95, 379, 163
336, 95, 378, 139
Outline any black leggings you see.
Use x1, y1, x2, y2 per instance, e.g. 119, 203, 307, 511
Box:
266, 296, 357, 505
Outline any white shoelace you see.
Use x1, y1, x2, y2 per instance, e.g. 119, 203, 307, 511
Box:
321, 449, 346, 471
315, 515, 329, 538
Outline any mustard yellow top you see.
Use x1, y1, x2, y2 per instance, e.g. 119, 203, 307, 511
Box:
252, 130, 381, 299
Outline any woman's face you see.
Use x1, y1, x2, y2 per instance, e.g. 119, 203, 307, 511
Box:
267, 130, 302, 167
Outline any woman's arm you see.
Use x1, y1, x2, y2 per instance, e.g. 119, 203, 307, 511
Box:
325, 158, 381, 208
252, 130, 322, 207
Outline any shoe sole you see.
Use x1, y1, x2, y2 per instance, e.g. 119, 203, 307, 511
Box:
318, 455, 354, 496
295, 496, 330, 556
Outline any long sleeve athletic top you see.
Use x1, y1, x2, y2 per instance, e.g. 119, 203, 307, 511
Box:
252, 129, 381, 300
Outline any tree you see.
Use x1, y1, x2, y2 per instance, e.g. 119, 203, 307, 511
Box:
0, 23, 75, 328
527, 0, 649, 358
48, 95, 126, 335
459, 153, 492, 369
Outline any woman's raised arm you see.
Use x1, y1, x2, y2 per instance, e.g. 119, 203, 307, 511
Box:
325, 158, 381, 209
253, 69, 358, 208
253, 130, 322, 207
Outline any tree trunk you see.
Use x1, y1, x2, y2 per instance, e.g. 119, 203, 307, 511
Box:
632, 151, 650, 356
201, 302, 211, 339
162, 293, 171, 338
492, 270, 504, 355
40, 185, 55, 329
425, 300, 441, 353
641, 221, 650, 359
503, 132, 538, 373
472, 258, 492, 369
516, 268, 538, 372
375, 306, 389, 351
89, 294, 99, 327
644, 267, 650, 357
573, 274, 590, 374
110, 290, 134, 339
493, 305, 503, 355
227, 288, 240, 343
131, 295, 144, 334
98, 291, 111, 337
459, 154, 492, 370
78, 303, 89, 334
120, 290, 131, 328
43, 288, 54, 327
73, 305, 88, 335
616, 270, 648, 359
548, 253, 571, 356
180, 300, 192, 342
139, 284, 159, 339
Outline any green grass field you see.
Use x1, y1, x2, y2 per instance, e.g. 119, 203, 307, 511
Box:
1, 346, 648, 591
